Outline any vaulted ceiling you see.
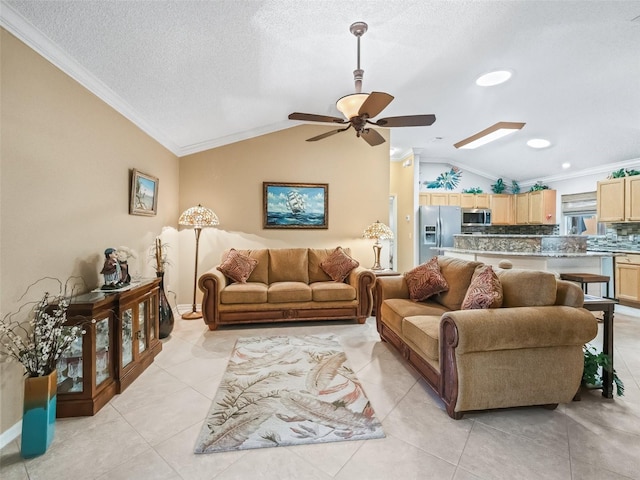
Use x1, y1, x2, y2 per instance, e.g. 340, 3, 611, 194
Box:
2, 0, 639, 183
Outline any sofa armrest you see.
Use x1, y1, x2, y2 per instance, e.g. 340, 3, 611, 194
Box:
198, 267, 228, 329
347, 266, 376, 317
555, 280, 584, 307
441, 306, 597, 354
439, 306, 598, 418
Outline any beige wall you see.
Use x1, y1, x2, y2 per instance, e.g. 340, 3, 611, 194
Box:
0, 30, 180, 434
178, 124, 391, 302
390, 154, 417, 273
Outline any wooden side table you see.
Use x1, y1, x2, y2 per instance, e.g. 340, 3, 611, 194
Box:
582, 294, 616, 398
371, 270, 400, 316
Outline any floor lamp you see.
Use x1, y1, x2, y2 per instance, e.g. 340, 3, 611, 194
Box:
178, 204, 219, 319
363, 220, 394, 270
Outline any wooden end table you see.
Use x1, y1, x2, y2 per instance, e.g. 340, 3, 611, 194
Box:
582, 294, 616, 398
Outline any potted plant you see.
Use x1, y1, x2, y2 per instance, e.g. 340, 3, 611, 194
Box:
0, 283, 88, 457
491, 178, 506, 194
582, 345, 624, 396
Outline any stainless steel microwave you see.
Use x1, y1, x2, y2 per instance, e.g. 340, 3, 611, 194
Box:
462, 209, 491, 226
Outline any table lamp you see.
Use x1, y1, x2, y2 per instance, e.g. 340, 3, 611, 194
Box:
178, 204, 219, 319
363, 220, 394, 270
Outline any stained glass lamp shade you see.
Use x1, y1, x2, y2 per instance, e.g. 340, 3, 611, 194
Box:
363, 221, 394, 270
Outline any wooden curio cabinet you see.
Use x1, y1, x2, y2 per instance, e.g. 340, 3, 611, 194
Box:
56, 278, 162, 417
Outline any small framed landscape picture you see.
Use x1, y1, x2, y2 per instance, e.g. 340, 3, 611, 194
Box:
130, 169, 158, 216
263, 182, 328, 229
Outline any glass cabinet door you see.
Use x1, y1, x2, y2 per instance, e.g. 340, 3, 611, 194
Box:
150, 295, 157, 341
57, 327, 84, 393
121, 307, 133, 367
95, 316, 110, 387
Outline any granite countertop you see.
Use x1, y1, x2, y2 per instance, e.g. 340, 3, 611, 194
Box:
587, 247, 640, 255
440, 247, 614, 258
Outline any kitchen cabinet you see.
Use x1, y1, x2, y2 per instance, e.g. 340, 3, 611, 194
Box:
460, 194, 490, 209
56, 278, 162, 417
489, 194, 514, 225
515, 193, 529, 224
597, 177, 640, 222
615, 254, 640, 302
529, 189, 556, 224
419, 193, 461, 206
515, 190, 556, 224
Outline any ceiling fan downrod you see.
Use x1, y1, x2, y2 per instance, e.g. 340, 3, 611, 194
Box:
349, 21, 367, 94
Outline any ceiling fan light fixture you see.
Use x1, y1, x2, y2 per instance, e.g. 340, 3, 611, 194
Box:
336, 93, 369, 119
454, 121, 525, 149
475, 70, 512, 87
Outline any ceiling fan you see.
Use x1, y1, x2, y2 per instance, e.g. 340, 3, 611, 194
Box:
288, 21, 436, 147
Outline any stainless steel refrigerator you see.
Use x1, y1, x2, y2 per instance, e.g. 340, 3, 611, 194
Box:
419, 205, 462, 264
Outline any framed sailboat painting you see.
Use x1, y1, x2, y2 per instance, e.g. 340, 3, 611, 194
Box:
263, 182, 328, 229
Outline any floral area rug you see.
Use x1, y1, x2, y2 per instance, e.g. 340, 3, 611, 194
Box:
194, 334, 385, 453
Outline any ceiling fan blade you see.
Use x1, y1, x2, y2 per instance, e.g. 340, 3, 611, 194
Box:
360, 128, 386, 146
373, 114, 436, 127
306, 125, 351, 142
358, 91, 394, 118
289, 112, 347, 124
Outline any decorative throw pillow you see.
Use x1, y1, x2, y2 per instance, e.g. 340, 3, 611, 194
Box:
461, 265, 503, 310
217, 249, 258, 284
320, 247, 359, 282
404, 257, 449, 301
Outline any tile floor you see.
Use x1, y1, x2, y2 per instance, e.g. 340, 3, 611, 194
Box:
1, 307, 639, 480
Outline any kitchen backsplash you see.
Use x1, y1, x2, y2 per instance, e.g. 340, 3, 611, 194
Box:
588, 224, 640, 251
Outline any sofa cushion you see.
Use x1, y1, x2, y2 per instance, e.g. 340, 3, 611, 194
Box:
223, 249, 269, 284
497, 269, 557, 307
404, 257, 449, 301
269, 249, 309, 283
402, 315, 441, 361
461, 265, 503, 310
434, 256, 483, 311
310, 282, 356, 302
220, 282, 268, 304
217, 248, 258, 283
268, 282, 312, 303
380, 298, 449, 334
320, 247, 359, 282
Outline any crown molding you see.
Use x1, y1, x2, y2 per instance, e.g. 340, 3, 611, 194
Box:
177, 121, 294, 157
518, 157, 640, 188
0, 4, 181, 156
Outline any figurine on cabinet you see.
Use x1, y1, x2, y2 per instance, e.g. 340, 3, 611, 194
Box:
100, 248, 123, 290
116, 247, 136, 285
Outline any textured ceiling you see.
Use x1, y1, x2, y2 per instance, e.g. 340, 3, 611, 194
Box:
2, 0, 640, 183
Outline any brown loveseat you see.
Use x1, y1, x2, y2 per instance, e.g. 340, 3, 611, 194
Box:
199, 247, 376, 330
375, 256, 598, 419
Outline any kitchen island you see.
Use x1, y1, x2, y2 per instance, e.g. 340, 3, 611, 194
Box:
439, 234, 614, 297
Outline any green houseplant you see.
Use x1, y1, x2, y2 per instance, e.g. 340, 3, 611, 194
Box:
491, 178, 506, 194
582, 345, 624, 396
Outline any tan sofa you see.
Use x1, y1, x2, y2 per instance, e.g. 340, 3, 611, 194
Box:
199, 247, 376, 330
375, 256, 598, 419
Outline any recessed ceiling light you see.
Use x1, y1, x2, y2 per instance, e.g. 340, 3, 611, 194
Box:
475, 70, 512, 87
562, 162, 571, 169
527, 138, 551, 149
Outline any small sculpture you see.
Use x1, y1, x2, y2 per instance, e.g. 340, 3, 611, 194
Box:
100, 248, 123, 290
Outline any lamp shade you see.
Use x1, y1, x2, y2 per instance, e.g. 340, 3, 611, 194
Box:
363, 220, 394, 240
336, 93, 369, 120
178, 204, 219, 228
